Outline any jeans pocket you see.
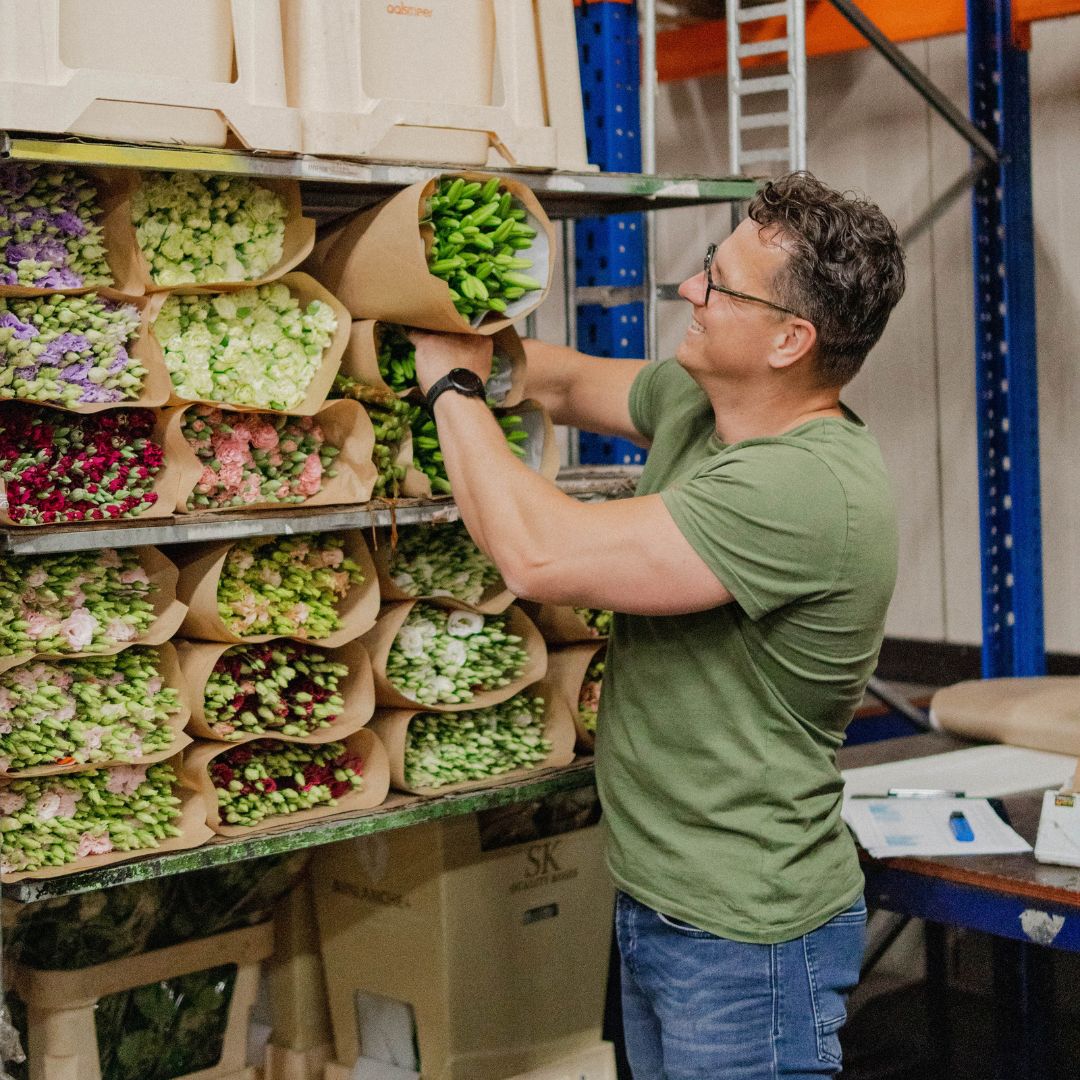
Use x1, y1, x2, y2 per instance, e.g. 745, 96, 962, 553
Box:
803, 900, 867, 1065
655, 910, 718, 939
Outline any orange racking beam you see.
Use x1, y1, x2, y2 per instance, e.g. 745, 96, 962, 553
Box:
656, 0, 1080, 83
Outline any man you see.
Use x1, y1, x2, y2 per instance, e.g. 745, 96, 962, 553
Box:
409, 172, 906, 1079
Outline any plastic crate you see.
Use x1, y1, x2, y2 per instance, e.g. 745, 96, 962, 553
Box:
0, 0, 300, 151
281, 0, 589, 170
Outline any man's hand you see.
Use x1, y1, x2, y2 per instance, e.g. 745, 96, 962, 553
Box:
407, 329, 494, 396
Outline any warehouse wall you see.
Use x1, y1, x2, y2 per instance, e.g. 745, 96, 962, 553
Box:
645, 18, 1080, 651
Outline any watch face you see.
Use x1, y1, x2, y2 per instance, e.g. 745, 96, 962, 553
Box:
449, 369, 485, 394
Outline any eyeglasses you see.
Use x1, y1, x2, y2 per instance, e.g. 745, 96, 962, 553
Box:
702, 243, 804, 319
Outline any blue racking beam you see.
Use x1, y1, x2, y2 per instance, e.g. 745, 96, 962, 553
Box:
967, 0, 1045, 677
574, 0, 647, 467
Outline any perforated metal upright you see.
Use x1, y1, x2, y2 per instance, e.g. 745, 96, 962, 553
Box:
573, 0, 647, 466
967, 0, 1045, 678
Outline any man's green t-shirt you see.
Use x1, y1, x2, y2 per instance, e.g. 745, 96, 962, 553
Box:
596, 358, 898, 944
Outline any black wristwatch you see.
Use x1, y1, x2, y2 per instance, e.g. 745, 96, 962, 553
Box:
425, 368, 486, 413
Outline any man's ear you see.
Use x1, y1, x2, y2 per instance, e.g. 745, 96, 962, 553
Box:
767, 317, 817, 372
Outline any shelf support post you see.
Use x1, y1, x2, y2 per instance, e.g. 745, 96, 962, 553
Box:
967, 0, 1045, 677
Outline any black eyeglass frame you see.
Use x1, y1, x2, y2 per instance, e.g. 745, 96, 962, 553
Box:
702, 243, 805, 320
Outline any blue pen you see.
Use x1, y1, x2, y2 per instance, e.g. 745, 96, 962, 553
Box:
949, 810, 975, 842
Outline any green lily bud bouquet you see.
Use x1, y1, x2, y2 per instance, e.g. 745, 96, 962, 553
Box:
574, 608, 614, 638
0, 548, 162, 659
0, 762, 185, 877
154, 282, 339, 411
401, 693, 551, 790
0, 649, 185, 774
578, 658, 605, 735
411, 408, 528, 496
384, 603, 529, 706
131, 172, 288, 287
215, 534, 367, 641
384, 522, 504, 608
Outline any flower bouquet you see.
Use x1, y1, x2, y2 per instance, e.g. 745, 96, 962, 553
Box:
176, 532, 379, 647
170, 398, 376, 513
179, 637, 375, 745
520, 602, 615, 644
371, 683, 575, 795
0, 164, 141, 295
543, 643, 608, 751
153, 273, 349, 414
0, 291, 171, 411
363, 600, 546, 712
375, 522, 510, 614
329, 376, 427, 499
340, 320, 525, 407
0, 646, 190, 777
0, 403, 187, 525
184, 729, 390, 835
128, 172, 314, 291
407, 398, 558, 499
0, 547, 186, 669
304, 172, 553, 333
0, 760, 211, 882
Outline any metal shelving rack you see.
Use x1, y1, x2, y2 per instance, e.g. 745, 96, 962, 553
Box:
0, 124, 755, 903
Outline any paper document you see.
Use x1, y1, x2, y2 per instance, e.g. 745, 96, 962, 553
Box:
842, 744, 1078, 800
1034, 790, 1080, 868
842, 797, 1032, 858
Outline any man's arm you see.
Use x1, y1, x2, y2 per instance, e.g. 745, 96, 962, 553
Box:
522, 339, 649, 446
411, 332, 732, 615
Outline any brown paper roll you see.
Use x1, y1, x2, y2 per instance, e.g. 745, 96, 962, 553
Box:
119, 176, 316, 295
0, 169, 145, 298
0, 760, 213, 883
305, 172, 554, 334
183, 727, 390, 836
0, 546, 188, 674
156, 273, 350, 416
178, 637, 375, 745
931, 676, 1080, 756
0, 643, 192, 778
370, 525, 513, 615
175, 531, 380, 647
370, 677, 576, 796
0, 407, 191, 527
169, 398, 376, 515
362, 600, 547, 712
545, 642, 608, 751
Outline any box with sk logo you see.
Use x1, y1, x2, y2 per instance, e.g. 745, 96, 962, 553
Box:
313, 788, 613, 1080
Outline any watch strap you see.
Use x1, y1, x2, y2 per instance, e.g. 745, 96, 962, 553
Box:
425, 368, 486, 413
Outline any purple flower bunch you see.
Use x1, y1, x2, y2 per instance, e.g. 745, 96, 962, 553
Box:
0, 165, 111, 290
0, 293, 144, 406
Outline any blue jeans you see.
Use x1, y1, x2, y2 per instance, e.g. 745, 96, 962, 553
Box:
616, 890, 867, 1079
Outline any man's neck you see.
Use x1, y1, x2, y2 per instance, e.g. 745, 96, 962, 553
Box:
705, 379, 843, 445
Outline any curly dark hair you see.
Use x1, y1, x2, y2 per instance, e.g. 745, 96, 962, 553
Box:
747, 172, 906, 386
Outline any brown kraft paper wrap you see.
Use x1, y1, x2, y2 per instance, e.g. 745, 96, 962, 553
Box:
370, 677, 576, 796
0, 642, 193, 779
184, 728, 390, 837
168, 398, 377, 514
0, 291, 172, 414
362, 600, 547, 712
930, 676, 1080, 756
341, 320, 526, 407
519, 601, 610, 645
156, 272, 350, 416
0, 761, 213, 883
175, 530, 380, 647
370, 526, 513, 616
0, 546, 188, 674
121, 175, 316, 295
0, 169, 146, 298
544, 642, 608, 752
305, 172, 554, 333
0, 407, 195, 527
178, 637, 376, 746
406, 398, 558, 501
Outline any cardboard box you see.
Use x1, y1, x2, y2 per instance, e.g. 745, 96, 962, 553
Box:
504, 1042, 616, 1080
314, 788, 613, 1080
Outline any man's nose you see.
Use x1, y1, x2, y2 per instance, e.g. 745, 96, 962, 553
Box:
678, 270, 705, 305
